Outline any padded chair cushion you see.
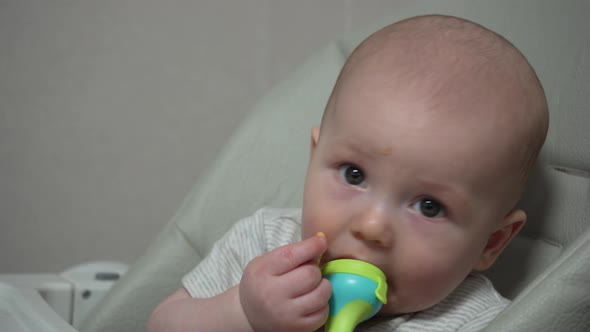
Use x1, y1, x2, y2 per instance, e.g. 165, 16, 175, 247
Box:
174, 43, 342, 253
80, 221, 202, 331
484, 165, 590, 298
483, 227, 590, 331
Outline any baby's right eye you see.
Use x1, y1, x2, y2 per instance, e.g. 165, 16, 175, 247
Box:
338, 164, 366, 187
411, 198, 446, 218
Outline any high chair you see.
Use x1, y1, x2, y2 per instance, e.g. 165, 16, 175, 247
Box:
80, 0, 589, 331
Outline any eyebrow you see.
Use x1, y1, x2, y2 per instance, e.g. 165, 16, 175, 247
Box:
330, 137, 386, 161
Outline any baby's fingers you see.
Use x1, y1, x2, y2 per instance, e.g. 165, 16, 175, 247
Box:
267, 233, 327, 276
281, 262, 324, 298
291, 278, 331, 331
295, 277, 332, 315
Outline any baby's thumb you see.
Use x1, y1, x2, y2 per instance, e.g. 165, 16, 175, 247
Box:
269, 232, 327, 275
314, 232, 327, 266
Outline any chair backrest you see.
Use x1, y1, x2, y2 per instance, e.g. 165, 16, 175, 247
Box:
81, 1, 590, 331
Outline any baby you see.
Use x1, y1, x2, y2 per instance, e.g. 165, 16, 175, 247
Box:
147, 14, 548, 332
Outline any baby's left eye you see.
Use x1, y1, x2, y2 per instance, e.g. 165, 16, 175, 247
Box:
338, 164, 366, 187
411, 198, 446, 218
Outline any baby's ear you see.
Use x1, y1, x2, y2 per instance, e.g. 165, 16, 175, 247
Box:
473, 209, 526, 271
310, 126, 320, 153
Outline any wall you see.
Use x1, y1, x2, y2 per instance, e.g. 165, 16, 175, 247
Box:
0, 0, 412, 272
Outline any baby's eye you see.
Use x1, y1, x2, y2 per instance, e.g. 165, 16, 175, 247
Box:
412, 198, 446, 218
338, 164, 366, 186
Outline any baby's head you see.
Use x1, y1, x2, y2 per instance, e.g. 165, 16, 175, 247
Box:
301, 15, 548, 315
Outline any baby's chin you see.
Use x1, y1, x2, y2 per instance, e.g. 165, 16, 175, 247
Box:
376, 305, 418, 317
377, 303, 407, 317
377, 295, 438, 316
376, 297, 405, 316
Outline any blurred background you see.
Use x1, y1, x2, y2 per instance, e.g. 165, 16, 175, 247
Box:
0, 0, 415, 272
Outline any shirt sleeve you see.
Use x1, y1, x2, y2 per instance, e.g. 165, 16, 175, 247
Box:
181, 209, 268, 298
181, 207, 302, 298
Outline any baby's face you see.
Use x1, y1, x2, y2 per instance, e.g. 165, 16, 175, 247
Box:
302, 66, 521, 314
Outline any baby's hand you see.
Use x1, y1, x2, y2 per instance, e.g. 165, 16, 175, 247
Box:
239, 234, 331, 332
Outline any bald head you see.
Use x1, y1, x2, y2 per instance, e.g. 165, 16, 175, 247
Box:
322, 15, 548, 201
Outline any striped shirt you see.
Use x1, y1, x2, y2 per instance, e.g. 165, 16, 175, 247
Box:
183, 208, 510, 331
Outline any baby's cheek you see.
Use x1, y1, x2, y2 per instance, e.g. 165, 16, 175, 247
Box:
301, 204, 342, 240
301, 223, 317, 240
301, 213, 325, 240
392, 255, 469, 312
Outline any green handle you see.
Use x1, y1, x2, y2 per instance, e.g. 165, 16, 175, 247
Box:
324, 300, 373, 332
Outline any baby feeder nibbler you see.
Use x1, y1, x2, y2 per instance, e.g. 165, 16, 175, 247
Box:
321, 259, 388, 332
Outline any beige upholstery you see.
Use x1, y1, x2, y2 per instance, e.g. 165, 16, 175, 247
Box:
81, 0, 590, 331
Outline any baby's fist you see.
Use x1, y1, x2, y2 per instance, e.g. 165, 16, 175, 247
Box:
239, 234, 331, 331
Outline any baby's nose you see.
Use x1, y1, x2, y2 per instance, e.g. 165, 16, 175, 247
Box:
350, 205, 393, 248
